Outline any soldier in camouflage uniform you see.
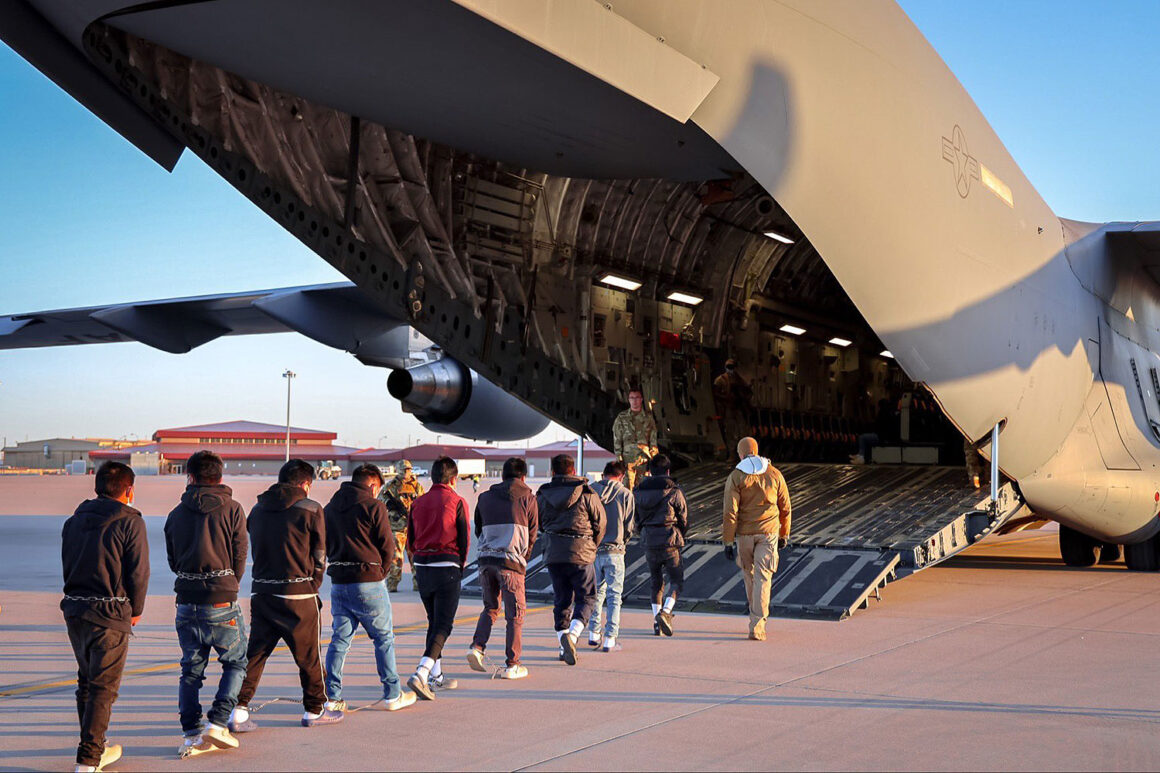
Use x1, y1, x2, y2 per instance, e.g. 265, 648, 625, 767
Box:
379, 460, 425, 591
613, 388, 659, 489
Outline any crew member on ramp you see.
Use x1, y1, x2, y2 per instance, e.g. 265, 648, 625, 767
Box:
612, 387, 658, 489
163, 451, 248, 758
722, 438, 792, 641
231, 460, 343, 731
61, 461, 149, 773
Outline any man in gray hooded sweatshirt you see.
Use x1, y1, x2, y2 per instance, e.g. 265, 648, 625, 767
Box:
587, 461, 635, 652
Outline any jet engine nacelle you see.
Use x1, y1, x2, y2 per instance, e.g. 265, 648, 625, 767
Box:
387, 359, 549, 441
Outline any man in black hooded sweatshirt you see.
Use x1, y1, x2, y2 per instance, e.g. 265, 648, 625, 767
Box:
231, 459, 343, 731
164, 450, 248, 757
321, 463, 415, 712
633, 454, 688, 637
61, 461, 149, 773
536, 454, 605, 666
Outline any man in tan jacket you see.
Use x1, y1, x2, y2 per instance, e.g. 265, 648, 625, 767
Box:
722, 437, 791, 641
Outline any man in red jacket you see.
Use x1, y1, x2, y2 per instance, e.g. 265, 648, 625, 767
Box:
405, 456, 470, 700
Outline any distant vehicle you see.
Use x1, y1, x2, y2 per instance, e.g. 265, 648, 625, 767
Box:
317, 460, 342, 480
412, 468, 429, 478
455, 458, 486, 479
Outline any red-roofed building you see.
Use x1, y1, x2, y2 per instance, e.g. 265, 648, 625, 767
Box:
90, 420, 360, 475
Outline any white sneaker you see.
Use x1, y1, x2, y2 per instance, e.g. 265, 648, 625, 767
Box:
202, 723, 239, 750
325, 699, 347, 712
178, 733, 214, 759
601, 636, 619, 652
384, 690, 417, 711
80, 743, 122, 771
587, 634, 601, 648
466, 647, 486, 672
498, 664, 528, 680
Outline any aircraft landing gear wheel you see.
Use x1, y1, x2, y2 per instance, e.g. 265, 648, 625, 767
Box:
1099, 543, 1123, 564
1059, 525, 1100, 567
1124, 537, 1160, 572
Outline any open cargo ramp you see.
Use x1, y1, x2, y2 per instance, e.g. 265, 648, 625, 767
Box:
461, 462, 1025, 620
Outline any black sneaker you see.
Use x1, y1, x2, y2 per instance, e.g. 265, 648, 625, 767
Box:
653, 620, 661, 636
560, 634, 577, 666
656, 611, 674, 637
408, 673, 435, 701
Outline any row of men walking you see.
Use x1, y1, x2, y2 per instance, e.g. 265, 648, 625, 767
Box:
59, 437, 790, 772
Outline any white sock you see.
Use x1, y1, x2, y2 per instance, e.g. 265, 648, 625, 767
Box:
416, 656, 435, 679
567, 619, 585, 639
663, 596, 676, 613
230, 706, 249, 724
431, 658, 443, 678
303, 710, 322, 720
602, 635, 615, 648
556, 629, 566, 642
651, 603, 660, 615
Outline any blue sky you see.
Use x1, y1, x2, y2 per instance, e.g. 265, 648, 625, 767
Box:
2, 1, 1160, 448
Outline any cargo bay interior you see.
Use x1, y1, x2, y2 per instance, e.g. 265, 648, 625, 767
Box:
90, 22, 1019, 618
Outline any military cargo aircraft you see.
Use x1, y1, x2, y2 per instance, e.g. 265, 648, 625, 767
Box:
3, 1, 1159, 600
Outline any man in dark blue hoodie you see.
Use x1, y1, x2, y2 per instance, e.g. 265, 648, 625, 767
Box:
633, 454, 688, 637
61, 461, 149, 773
231, 459, 342, 731
164, 450, 249, 758
536, 454, 606, 666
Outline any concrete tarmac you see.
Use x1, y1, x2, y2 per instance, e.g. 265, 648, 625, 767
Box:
2, 481, 1160, 770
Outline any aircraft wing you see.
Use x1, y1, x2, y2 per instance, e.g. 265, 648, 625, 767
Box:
0, 282, 419, 366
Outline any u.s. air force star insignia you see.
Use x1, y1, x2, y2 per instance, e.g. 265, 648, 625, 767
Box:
941, 125, 980, 198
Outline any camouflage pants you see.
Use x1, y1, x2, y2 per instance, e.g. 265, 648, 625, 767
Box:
387, 531, 407, 592
625, 459, 650, 490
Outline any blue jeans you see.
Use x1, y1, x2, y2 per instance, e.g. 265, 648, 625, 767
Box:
326, 581, 401, 701
176, 602, 248, 734
589, 552, 626, 639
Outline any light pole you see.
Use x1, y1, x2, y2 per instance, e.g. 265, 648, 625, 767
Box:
282, 370, 296, 462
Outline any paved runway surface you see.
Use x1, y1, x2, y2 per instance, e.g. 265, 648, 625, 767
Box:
2, 476, 1160, 770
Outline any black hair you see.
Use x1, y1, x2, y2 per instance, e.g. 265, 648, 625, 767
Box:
95, 461, 135, 499
603, 460, 627, 478
502, 457, 528, 480
351, 463, 384, 487
278, 458, 315, 486
431, 456, 458, 485
186, 450, 224, 484
551, 454, 575, 476
648, 454, 672, 476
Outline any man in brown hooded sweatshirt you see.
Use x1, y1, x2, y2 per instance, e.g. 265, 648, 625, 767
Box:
722, 437, 791, 641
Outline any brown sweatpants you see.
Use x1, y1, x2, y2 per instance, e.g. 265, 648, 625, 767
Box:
736, 533, 778, 632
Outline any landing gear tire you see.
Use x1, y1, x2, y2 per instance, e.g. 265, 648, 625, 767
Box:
1059, 525, 1100, 567
1124, 538, 1160, 572
1099, 543, 1123, 564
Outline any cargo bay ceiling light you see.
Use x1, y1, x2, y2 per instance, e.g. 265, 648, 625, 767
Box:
763, 230, 795, 245
779, 324, 806, 335
828, 337, 853, 347
880, 350, 894, 358
598, 273, 643, 291
666, 291, 704, 306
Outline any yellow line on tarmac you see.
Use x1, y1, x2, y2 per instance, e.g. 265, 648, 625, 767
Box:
0, 605, 550, 699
